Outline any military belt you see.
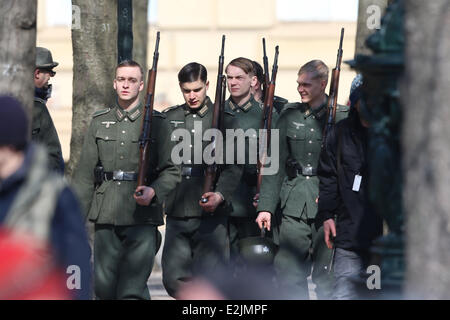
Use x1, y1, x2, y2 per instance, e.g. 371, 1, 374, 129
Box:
287, 161, 317, 178
181, 165, 204, 177
297, 165, 317, 176
103, 170, 138, 181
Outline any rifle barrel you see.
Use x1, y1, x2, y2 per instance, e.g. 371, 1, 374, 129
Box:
335, 28, 344, 70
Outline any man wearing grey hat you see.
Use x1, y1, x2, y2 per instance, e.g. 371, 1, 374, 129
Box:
32, 47, 64, 173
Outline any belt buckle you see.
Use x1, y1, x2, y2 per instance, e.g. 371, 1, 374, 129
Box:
113, 170, 124, 180
302, 166, 313, 176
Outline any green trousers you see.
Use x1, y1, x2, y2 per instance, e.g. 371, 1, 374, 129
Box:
94, 224, 160, 300
274, 207, 334, 299
161, 215, 229, 298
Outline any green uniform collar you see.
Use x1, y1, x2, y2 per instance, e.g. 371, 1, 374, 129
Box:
184, 97, 211, 118
227, 95, 257, 113
303, 95, 328, 120
115, 103, 142, 122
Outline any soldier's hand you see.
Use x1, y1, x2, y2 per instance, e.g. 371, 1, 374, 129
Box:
255, 211, 271, 231
252, 193, 259, 209
324, 218, 336, 249
134, 186, 156, 206
199, 192, 223, 212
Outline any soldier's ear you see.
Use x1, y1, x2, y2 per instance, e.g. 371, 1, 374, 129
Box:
113, 79, 117, 90
250, 75, 257, 87
206, 80, 209, 91
139, 80, 144, 92
34, 69, 40, 79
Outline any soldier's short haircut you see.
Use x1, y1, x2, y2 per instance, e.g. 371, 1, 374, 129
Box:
178, 62, 208, 84
298, 60, 329, 83
116, 60, 144, 79
226, 57, 255, 76
252, 61, 264, 84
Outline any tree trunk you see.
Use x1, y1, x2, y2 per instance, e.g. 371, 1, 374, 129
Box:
402, 0, 450, 299
68, 0, 118, 177
0, 0, 36, 118
133, 0, 148, 106
355, 0, 389, 56
133, 0, 148, 73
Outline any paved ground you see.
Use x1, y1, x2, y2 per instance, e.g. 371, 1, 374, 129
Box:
147, 270, 317, 300
148, 270, 173, 300
148, 227, 318, 300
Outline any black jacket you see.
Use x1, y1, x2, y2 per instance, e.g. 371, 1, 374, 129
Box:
316, 111, 383, 250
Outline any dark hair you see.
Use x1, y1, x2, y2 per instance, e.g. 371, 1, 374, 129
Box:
252, 61, 264, 84
178, 62, 208, 83
116, 60, 144, 79
226, 57, 255, 76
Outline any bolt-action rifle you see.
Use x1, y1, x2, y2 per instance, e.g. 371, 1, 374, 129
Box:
256, 45, 279, 194
201, 35, 226, 203
323, 28, 344, 272
135, 31, 160, 196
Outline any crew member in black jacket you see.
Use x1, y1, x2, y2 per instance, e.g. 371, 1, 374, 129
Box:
316, 74, 383, 299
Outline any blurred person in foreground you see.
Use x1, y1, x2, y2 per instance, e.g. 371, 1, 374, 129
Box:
0, 96, 91, 299
316, 74, 383, 299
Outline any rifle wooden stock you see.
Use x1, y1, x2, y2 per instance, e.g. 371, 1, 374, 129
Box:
201, 35, 226, 203
323, 28, 344, 145
136, 31, 160, 195
256, 45, 279, 194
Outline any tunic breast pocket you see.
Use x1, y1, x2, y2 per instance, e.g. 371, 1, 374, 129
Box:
287, 126, 305, 159
96, 130, 117, 162
287, 125, 305, 140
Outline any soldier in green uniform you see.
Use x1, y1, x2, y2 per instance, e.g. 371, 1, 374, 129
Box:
256, 60, 349, 299
162, 62, 242, 298
72, 60, 180, 300
251, 60, 288, 113
33, 47, 64, 173
224, 57, 274, 261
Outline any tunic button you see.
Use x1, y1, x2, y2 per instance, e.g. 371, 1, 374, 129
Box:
121, 142, 124, 146
309, 140, 312, 144
186, 176, 190, 180
124, 118, 128, 121
308, 153, 312, 156
193, 115, 196, 118
311, 128, 314, 132
105, 136, 109, 140
191, 129, 195, 133
188, 160, 191, 164
189, 145, 193, 148
306, 176, 310, 180
122, 130, 126, 134
120, 156, 124, 160
117, 182, 121, 185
